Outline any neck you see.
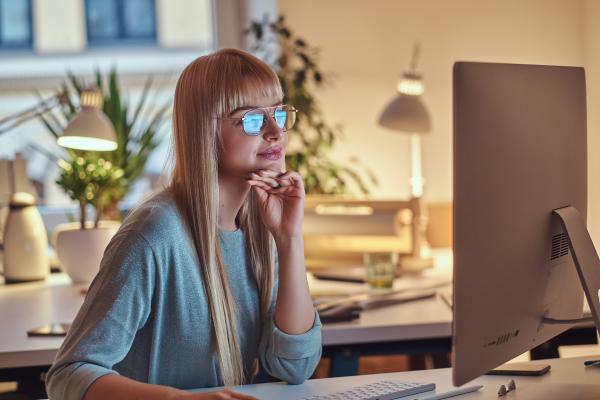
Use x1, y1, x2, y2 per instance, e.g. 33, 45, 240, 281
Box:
218, 173, 250, 231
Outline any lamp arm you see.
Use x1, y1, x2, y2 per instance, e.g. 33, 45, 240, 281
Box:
0, 93, 67, 135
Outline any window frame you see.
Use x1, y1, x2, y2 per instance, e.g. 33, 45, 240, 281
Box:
84, 0, 158, 47
0, 0, 33, 51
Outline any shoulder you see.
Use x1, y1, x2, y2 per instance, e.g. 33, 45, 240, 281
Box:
100, 190, 189, 275
118, 190, 187, 244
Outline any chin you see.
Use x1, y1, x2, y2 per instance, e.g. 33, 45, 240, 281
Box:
255, 159, 284, 171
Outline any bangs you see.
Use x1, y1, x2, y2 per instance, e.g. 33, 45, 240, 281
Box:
209, 49, 283, 117
228, 77, 283, 115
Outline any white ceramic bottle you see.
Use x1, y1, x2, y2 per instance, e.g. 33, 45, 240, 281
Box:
2, 192, 49, 282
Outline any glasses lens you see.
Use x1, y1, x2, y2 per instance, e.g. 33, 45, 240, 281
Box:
276, 105, 296, 130
242, 111, 265, 135
274, 107, 287, 129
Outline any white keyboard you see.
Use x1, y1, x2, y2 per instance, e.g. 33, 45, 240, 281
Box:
301, 380, 436, 400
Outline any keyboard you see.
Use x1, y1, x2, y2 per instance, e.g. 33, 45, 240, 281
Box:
301, 380, 435, 400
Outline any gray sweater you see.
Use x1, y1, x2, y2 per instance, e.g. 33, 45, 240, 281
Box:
46, 191, 322, 400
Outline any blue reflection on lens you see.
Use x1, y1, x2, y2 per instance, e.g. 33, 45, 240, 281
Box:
243, 113, 264, 135
274, 110, 287, 129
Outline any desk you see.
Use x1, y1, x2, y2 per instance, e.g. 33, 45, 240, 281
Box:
1, 249, 595, 394
0, 274, 80, 370
308, 249, 453, 375
0, 251, 454, 377
311, 249, 453, 347
195, 356, 600, 399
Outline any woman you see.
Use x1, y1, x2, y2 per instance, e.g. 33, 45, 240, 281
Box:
46, 49, 322, 400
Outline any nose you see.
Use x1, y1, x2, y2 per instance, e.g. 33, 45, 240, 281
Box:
262, 115, 283, 141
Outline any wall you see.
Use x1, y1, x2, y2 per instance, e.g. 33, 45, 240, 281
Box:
278, 0, 586, 203
157, 0, 213, 48
583, 1, 600, 247
33, 0, 86, 53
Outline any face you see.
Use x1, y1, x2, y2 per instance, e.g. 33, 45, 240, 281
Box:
218, 93, 288, 179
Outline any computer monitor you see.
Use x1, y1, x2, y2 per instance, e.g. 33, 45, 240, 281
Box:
452, 61, 600, 387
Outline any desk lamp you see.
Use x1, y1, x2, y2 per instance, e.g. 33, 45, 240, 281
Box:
0, 87, 118, 151
378, 44, 433, 271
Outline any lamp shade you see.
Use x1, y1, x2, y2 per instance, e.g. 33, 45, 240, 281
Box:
57, 89, 118, 151
378, 94, 431, 133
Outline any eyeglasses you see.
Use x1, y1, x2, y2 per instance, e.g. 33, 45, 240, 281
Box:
221, 104, 297, 136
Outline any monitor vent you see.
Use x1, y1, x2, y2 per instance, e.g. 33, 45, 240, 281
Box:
551, 233, 570, 260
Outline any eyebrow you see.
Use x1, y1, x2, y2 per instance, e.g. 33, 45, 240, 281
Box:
229, 101, 283, 115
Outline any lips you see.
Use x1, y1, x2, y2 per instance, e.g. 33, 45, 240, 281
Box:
257, 146, 283, 160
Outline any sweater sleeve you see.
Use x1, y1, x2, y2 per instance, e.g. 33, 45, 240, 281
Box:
257, 249, 322, 385
258, 311, 322, 385
45, 230, 157, 400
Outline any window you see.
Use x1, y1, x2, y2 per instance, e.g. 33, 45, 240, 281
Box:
0, 0, 32, 49
85, 0, 157, 46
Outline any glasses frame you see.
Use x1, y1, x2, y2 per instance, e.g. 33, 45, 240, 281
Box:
219, 104, 298, 136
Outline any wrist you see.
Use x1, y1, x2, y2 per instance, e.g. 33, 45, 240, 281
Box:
167, 387, 189, 400
274, 234, 304, 251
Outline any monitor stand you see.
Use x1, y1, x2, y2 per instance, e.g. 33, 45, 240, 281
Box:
497, 207, 600, 400
552, 206, 600, 332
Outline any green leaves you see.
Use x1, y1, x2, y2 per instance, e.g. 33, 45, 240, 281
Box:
247, 15, 376, 195
56, 156, 126, 228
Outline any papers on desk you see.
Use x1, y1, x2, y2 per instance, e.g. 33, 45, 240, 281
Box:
314, 282, 449, 323
312, 265, 402, 284
317, 290, 438, 323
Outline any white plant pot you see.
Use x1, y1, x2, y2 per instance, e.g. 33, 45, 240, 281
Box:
53, 221, 120, 284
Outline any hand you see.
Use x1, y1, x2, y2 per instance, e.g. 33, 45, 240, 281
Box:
173, 388, 258, 399
247, 169, 305, 239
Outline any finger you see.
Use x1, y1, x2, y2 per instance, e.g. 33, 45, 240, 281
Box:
222, 388, 258, 400
267, 184, 304, 198
250, 173, 280, 188
247, 180, 274, 190
250, 181, 294, 196
234, 393, 258, 400
274, 171, 304, 189
258, 169, 299, 183
259, 170, 302, 188
236, 394, 258, 400
256, 170, 280, 178
275, 170, 302, 182
198, 390, 231, 399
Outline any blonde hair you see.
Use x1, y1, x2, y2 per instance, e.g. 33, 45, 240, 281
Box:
169, 49, 281, 386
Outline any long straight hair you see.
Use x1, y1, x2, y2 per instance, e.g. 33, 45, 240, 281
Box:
169, 49, 281, 385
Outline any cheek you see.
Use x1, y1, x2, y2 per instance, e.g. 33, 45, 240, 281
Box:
218, 134, 260, 170
222, 135, 258, 156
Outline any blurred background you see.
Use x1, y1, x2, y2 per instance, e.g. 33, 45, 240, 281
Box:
2, 1, 600, 393
0, 0, 598, 245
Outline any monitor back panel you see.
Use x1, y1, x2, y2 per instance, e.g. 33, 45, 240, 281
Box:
452, 62, 587, 385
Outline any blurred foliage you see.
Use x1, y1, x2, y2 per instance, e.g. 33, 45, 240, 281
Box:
246, 15, 377, 195
38, 68, 170, 228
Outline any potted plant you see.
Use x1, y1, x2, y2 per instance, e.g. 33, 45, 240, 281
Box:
246, 15, 377, 195
39, 69, 170, 283
52, 156, 126, 283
